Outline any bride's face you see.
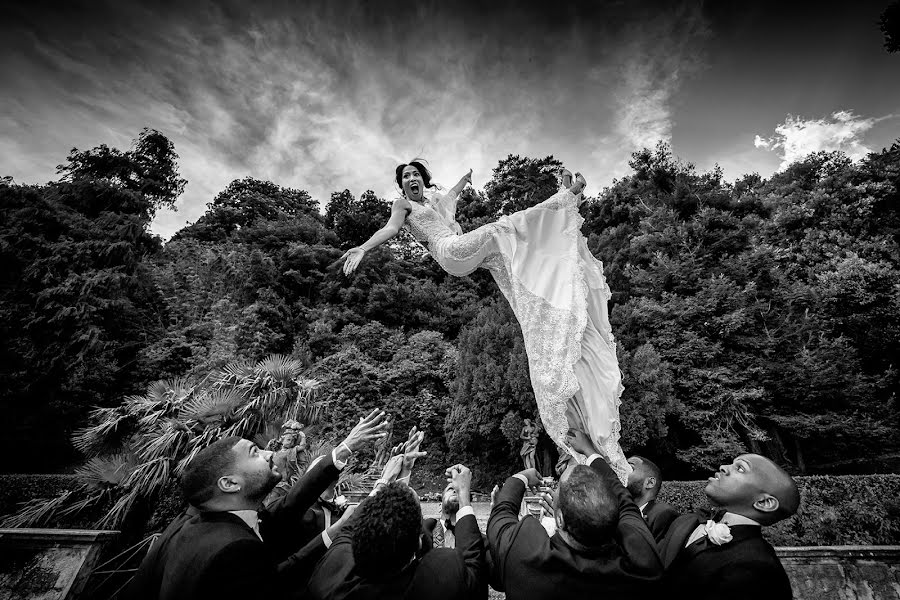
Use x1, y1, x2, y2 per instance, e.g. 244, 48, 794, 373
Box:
401, 165, 425, 202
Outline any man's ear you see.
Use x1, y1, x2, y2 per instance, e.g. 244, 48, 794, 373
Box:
218, 475, 241, 494
644, 476, 657, 491
753, 493, 779, 514
555, 508, 565, 532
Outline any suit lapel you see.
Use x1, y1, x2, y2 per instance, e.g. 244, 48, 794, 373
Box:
681, 524, 763, 562
661, 514, 701, 568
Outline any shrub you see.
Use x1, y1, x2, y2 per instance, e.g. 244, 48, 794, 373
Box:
657, 473, 900, 546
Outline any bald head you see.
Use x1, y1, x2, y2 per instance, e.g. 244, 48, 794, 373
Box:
704, 453, 800, 525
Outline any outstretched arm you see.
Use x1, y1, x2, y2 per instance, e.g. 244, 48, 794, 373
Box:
446, 168, 473, 199
341, 197, 410, 275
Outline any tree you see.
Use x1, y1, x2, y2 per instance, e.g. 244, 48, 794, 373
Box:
1, 355, 324, 529
484, 155, 563, 214
324, 189, 391, 249
57, 128, 186, 217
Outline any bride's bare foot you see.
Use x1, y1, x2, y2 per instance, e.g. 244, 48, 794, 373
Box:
569, 172, 586, 196
561, 169, 573, 189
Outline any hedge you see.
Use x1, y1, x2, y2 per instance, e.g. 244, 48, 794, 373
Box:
657, 473, 900, 546
3, 473, 900, 546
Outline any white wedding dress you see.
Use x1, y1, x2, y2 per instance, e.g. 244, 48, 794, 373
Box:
404, 186, 631, 484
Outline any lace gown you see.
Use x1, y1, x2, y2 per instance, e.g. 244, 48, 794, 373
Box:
404, 188, 631, 484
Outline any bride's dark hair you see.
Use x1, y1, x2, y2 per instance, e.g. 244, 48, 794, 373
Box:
395, 159, 434, 190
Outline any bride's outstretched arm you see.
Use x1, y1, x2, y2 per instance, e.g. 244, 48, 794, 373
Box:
446, 168, 473, 199
341, 198, 409, 276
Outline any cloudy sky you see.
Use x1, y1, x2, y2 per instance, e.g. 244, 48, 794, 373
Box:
2, 0, 898, 239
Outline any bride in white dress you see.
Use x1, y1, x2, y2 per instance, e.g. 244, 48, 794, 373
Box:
340, 160, 631, 484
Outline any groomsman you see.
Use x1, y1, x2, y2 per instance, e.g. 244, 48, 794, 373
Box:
295, 453, 345, 547
305, 458, 487, 600
487, 430, 663, 600
423, 481, 464, 549
658, 454, 800, 600
626, 455, 678, 540
126, 409, 388, 600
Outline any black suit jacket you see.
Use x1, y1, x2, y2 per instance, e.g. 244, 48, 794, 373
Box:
304, 499, 487, 600
658, 513, 793, 600
126, 454, 341, 600
487, 457, 663, 600
642, 499, 679, 541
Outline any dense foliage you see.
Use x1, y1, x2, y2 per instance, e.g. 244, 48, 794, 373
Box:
2, 131, 898, 487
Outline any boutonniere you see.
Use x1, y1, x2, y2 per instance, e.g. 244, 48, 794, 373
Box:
705, 520, 733, 545
334, 495, 348, 509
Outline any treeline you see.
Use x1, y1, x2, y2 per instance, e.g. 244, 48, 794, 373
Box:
2, 131, 898, 482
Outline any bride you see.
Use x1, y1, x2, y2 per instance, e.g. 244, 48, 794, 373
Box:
340, 160, 630, 483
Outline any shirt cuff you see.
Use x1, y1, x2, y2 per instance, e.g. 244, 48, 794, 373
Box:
456, 506, 475, 520
512, 473, 529, 486
585, 453, 603, 466
321, 529, 332, 548
369, 479, 388, 496
331, 445, 349, 470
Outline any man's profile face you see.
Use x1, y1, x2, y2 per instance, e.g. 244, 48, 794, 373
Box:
625, 457, 647, 498
231, 439, 282, 499
704, 454, 765, 507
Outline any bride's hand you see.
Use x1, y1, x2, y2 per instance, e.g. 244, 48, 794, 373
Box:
341, 247, 366, 276
464, 169, 473, 185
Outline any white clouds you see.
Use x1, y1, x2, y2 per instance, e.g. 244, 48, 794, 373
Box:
754, 110, 888, 169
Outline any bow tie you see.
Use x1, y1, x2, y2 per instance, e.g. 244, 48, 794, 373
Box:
443, 519, 455, 533
699, 507, 727, 523
319, 499, 337, 512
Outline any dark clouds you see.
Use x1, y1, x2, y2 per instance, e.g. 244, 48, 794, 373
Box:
1, 1, 896, 238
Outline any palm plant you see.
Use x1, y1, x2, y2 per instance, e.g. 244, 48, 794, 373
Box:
2, 354, 323, 529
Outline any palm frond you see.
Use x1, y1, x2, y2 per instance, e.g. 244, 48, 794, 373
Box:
1, 490, 78, 528
255, 354, 305, 385
179, 389, 244, 427
214, 359, 255, 387
136, 420, 192, 462
74, 454, 135, 490
337, 471, 368, 493
97, 489, 140, 529
146, 378, 194, 404
71, 407, 131, 455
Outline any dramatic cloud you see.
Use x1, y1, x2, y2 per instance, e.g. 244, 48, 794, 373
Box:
0, 0, 718, 238
754, 110, 888, 169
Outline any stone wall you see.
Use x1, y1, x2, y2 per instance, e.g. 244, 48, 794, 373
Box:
778, 546, 900, 600
0, 528, 117, 600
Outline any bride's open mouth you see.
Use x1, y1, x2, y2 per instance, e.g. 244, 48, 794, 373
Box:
409, 182, 420, 194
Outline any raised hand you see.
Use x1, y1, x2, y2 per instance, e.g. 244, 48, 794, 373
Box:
398, 426, 425, 481
565, 428, 596, 457
380, 449, 427, 484
561, 169, 573, 188
463, 169, 473, 186
336, 409, 389, 464
341, 247, 366, 276
569, 172, 587, 195
445, 464, 473, 508
516, 467, 543, 488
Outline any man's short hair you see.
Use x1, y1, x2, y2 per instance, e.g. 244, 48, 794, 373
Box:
558, 465, 618, 546
181, 436, 242, 506
352, 483, 422, 578
633, 455, 663, 494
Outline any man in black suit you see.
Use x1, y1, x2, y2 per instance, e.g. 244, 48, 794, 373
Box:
423, 481, 464, 549
294, 452, 349, 548
626, 455, 678, 540
305, 456, 487, 600
126, 409, 389, 600
657, 453, 800, 600
487, 429, 663, 600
